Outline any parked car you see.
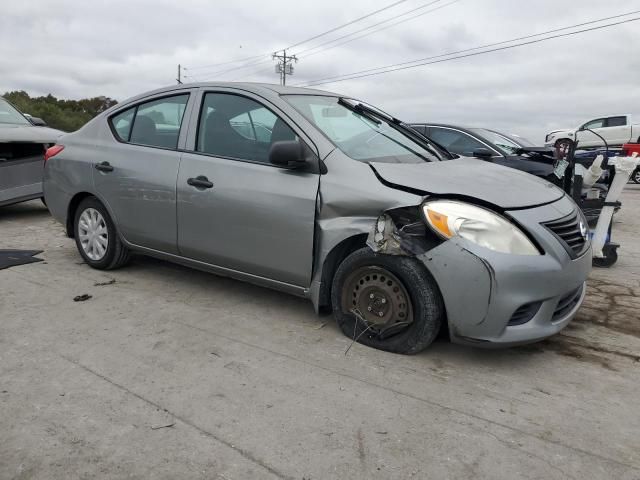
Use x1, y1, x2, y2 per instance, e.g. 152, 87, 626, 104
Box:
0, 97, 64, 207
44, 83, 591, 353
411, 123, 562, 184
545, 114, 640, 151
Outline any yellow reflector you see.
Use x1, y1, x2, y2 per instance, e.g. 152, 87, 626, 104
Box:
427, 209, 452, 238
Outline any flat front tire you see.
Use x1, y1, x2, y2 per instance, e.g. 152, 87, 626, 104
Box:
74, 197, 130, 270
331, 248, 444, 354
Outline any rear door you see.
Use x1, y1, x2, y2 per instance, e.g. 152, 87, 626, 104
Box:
177, 89, 320, 287
93, 91, 194, 253
603, 116, 630, 145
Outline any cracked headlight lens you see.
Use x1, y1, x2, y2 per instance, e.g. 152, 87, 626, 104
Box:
422, 200, 540, 255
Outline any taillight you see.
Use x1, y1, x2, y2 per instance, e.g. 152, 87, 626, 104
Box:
44, 144, 64, 162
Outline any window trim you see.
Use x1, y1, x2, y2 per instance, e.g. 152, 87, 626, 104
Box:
191, 90, 313, 168
107, 92, 192, 152
422, 125, 502, 157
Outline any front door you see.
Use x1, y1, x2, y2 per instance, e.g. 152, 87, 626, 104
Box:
93, 93, 192, 253
177, 91, 320, 287
576, 118, 606, 148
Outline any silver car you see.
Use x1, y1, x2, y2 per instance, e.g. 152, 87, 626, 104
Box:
43, 83, 591, 354
1, 97, 64, 207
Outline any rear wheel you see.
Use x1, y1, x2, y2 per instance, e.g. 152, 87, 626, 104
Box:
632, 168, 640, 184
74, 197, 130, 270
331, 248, 444, 354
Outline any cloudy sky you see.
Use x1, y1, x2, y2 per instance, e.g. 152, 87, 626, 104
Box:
1, 0, 638, 141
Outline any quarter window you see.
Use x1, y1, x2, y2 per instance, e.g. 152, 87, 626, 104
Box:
429, 127, 489, 157
109, 94, 189, 149
197, 93, 297, 164
111, 108, 135, 141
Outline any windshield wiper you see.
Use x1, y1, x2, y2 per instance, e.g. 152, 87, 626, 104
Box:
339, 98, 446, 160
338, 98, 381, 125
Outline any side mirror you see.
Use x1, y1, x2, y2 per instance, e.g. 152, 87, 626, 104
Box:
269, 140, 307, 169
472, 148, 494, 159
29, 116, 48, 127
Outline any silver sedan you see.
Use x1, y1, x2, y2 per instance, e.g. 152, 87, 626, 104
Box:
43, 83, 591, 353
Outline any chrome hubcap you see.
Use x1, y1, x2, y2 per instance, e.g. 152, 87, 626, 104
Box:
78, 208, 108, 261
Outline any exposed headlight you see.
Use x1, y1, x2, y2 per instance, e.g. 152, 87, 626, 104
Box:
422, 200, 540, 255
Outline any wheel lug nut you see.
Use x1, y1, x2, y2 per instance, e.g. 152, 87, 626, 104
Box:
367, 306, 372, 311
378, 312, 384, 317
381, 298, 387, 304
369, 293, 375, 299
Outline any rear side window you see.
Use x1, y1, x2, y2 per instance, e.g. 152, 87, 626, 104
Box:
109, 94, 190, 150
196, 93, 297, 164
607, 116, 626, 127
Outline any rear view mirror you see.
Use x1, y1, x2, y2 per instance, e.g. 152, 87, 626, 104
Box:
269, 140, 307, 169
472, 148, 494, 159
321, 106, 347, 118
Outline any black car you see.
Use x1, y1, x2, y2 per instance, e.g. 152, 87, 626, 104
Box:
411, 123, 561, 184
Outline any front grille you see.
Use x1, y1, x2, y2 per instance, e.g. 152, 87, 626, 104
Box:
552, 285, 584, 321
508, 301, 542, 326
542, 210, 588, 258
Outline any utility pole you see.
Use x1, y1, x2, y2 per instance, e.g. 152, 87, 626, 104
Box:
176, 64, 182, 84
272, 50, 298, 86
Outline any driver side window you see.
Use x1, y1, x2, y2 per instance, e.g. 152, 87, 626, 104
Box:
429, 127, 488, 157
197, 93, 297, 164
582, 118, 605, 130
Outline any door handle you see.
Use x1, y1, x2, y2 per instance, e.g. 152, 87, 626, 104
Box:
187, 175, 214, 189
95, 161, 114, 172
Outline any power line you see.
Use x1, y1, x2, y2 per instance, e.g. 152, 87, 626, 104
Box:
186, 53, 269, 71
185, 0, 410, 77
300, 13, 640, 87
296, 0, 458, 62
286, 0, 409, 50
294, 0, 445, 57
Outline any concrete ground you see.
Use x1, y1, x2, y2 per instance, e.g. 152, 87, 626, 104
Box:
1, 186, 639, 480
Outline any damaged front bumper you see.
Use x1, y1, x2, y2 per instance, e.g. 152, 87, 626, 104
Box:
422, 195, 591, 347
369, 195, 592, 348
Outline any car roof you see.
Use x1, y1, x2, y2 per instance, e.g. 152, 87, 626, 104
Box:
117, 82, 342, 108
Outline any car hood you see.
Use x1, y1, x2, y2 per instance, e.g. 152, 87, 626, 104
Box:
0, 124, 65, 143
370, 157, 565, 209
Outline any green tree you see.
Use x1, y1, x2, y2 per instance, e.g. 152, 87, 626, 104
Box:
2, 91, 118, 132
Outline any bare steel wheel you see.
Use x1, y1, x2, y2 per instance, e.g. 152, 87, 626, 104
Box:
341, 266, 414, 338
331, 248, 444, 354
78, 208, 108, 261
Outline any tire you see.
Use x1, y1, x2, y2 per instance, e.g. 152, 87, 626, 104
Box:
331, 248, 444, 354
632, 168, 640, 184
73, 196, 130, 270
593, 247, 618, 268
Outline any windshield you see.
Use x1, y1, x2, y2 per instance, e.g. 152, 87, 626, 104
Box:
0, 98, 30, 126
284, 95, 441, 163
470, 128, 537, 154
